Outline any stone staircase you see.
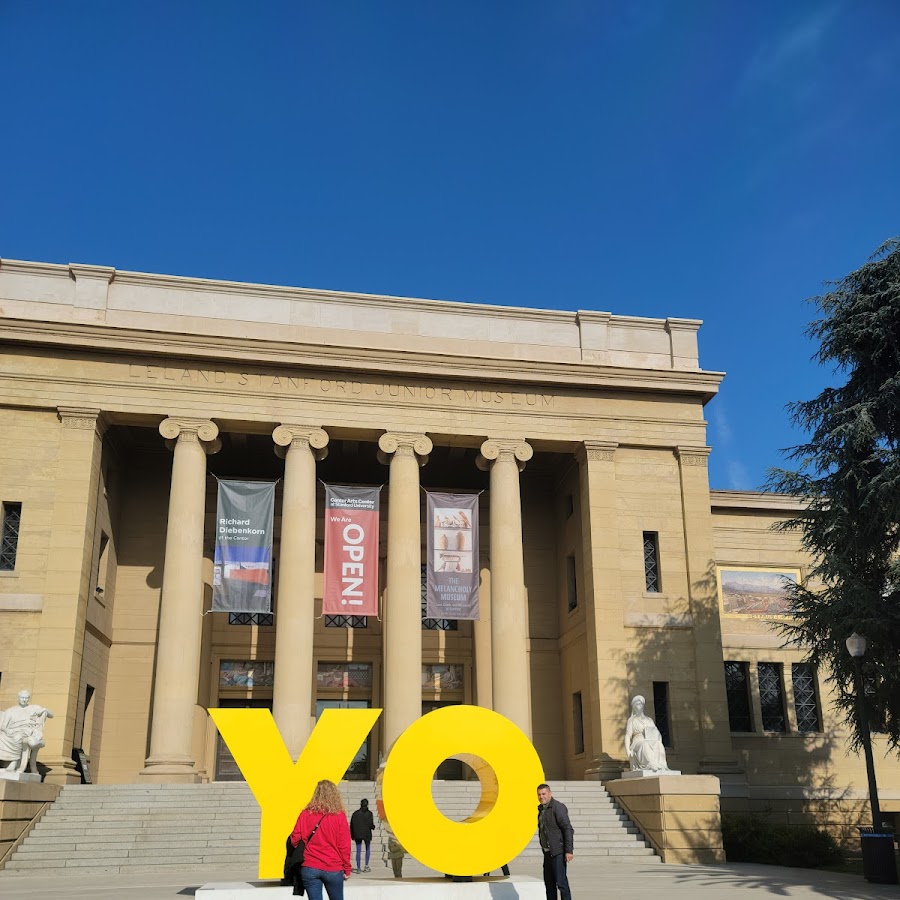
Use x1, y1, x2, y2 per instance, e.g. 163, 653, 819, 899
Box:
3, 780, 656, 875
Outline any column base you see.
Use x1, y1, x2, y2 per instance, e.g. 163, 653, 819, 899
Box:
584, 753, 627, 782
40, 756, 82, 785
139, 757, 202, 784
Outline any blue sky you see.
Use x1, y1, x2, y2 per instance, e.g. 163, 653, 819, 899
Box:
2, 1, 898, 490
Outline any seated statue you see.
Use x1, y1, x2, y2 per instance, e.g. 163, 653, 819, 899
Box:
0, 690, 54, 774
624, 695, 670, 773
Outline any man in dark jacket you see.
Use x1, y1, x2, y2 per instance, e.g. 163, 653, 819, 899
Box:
537, 783, 573, 900
350, 798, 375, 873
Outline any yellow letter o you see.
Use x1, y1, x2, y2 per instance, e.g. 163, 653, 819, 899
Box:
382, 705, 545, 875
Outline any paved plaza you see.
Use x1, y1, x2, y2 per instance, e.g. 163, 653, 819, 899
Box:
1, 856, 897, 900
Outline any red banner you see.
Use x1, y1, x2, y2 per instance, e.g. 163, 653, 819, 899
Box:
322, 484, 381, 616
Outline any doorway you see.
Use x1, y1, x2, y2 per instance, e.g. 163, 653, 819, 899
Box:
315, 699, 372, 780
215, 697, 272, 781
422, 700, 464, 779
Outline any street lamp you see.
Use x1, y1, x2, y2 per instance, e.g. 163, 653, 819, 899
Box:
845, 632, 882, 831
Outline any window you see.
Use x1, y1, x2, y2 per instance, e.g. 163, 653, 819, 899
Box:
791, 663, 821, 733
642, 532, 661, 592
317, 662, 373, 689
652, 682, 672, 748
564, 494, 574, 519
228, 612, 274, 626
93, 532, 110, 602
566, 555, 578, 611
219, 660, 275, 687
572, 692, 584, 754
1, 502, 22, 571
325, 615, 368, 628
724, 661, 753, 732
421, 564, 458, 631
758, 662, 786, 732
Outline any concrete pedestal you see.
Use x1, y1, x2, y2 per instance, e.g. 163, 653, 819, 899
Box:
0, 779, 61, 865
621, 769, 682, 779
197, 876, 544, 898
607, 773, 724, 865
0, 771, 42, 783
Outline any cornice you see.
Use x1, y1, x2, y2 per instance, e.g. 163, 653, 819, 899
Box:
1, 258, 706, 330
0, 317, 725, 401
710, 490, 806, 512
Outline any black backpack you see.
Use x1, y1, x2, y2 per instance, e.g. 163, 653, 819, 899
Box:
283, 816, 324, 896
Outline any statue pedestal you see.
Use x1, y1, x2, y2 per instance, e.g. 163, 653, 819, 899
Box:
0, 770, 41, 783
607, 774, 724, 865
621, 768, 681, 779
197, 876, 545, 898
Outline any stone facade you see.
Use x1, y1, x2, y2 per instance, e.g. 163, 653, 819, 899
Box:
0, 259, 896, 836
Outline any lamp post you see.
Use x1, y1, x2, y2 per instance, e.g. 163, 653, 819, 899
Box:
845, 632, 882, 831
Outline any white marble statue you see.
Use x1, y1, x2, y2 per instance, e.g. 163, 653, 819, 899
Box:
0, 690, 53, 775
624, 695, 671, 773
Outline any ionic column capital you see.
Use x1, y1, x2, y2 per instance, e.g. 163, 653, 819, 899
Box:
577, 440, 618, 464
57, 407, 107, 436
272, 424, 330, 460
378, 432, 432, 465
675, 446, 711, 468
159, 417, 221, 454
477, 438, 533, 472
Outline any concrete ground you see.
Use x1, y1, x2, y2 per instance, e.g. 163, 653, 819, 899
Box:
1, 855, 898, 900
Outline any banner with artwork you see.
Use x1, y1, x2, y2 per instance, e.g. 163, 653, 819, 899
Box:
322, 484, 381, 616
212, 480, 276, 613
426, 491, 479, 620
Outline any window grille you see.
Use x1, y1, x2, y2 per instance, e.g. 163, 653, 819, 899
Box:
572, 692, 585, 754
325, 615, 368, 628
758, 662, 786, 732
724, 661, 753, 732
791, 664, 821, 733
228, 612, 274, 626
0, 502, 22, 571
566, 555, 578, 611
642, 532, 661, 592
421, 565, 458, 631
652, 681, 672, 747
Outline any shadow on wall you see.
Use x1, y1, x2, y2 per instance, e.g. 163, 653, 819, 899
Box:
609, 559, 856, 849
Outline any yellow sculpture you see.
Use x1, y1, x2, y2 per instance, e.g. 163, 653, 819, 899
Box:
208, 706, 380, 878
209, 704, 545, 879
382, 704, 544, 874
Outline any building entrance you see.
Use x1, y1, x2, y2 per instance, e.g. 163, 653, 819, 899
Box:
315, 699, 371, 780
214, 697, 272, 781
422, 700, 464, 780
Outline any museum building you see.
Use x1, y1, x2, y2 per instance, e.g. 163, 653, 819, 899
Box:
0, 258, 896, 831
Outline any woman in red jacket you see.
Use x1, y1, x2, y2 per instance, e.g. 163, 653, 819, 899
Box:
290, 780, 352, 899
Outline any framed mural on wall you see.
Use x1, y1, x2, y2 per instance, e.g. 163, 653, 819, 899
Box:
717, 566, 802, 617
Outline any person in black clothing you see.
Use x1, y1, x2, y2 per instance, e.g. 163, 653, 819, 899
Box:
537, 783, 573, 900
349, 798, 375, 873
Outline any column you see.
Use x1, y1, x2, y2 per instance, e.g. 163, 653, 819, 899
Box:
36, 408, 106, 784
675, 446, 737, 773
478, 438, 532, 738
577, 440, 628, 780
271, 424, 330, 760
378, 431, 432, 751
140, 417, 219, 782
473, 556, 493, 709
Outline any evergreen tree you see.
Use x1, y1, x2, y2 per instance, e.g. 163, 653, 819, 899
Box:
768, 238, 900, 752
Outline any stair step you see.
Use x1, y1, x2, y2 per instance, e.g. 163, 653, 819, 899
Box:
6, 780, 656, 873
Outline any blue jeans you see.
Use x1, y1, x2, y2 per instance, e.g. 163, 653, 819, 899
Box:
300, 866, 344, 900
